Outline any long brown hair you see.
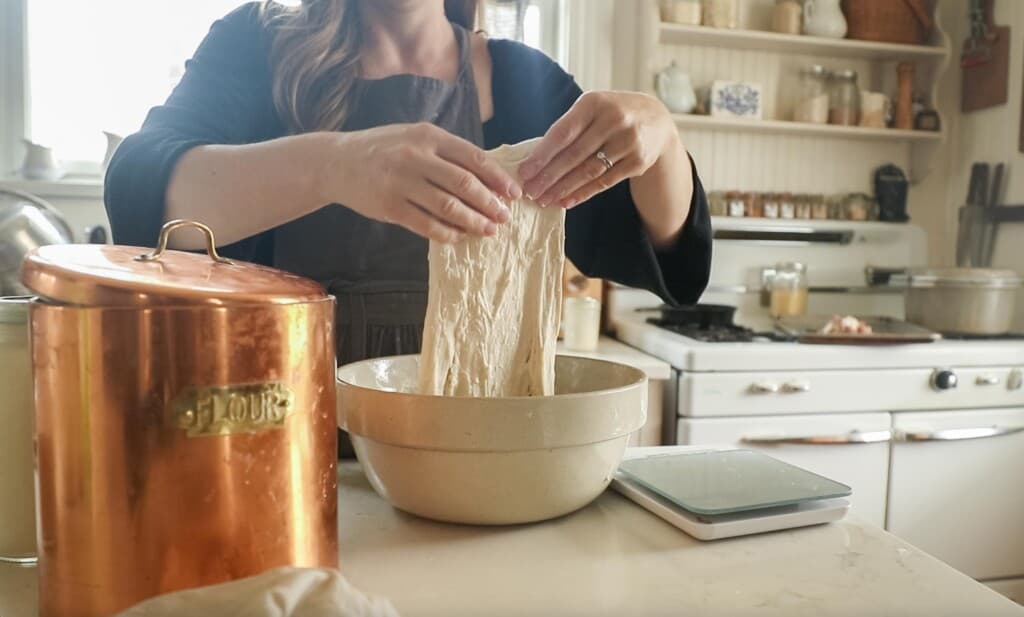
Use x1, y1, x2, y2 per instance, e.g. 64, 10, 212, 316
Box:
262, 0, 478, 134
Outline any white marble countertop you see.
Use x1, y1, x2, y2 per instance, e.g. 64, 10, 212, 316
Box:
558, 336, 671, 381
4, 462, 1022, 617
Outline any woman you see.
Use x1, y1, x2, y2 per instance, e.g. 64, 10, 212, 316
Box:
106, 0, 711, 366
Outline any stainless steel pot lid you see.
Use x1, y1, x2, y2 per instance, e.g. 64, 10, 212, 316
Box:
0, 296, 31, 323
906, 268, 1023, 289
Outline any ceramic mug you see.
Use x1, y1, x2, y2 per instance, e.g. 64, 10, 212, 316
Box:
860, 91, 890, 128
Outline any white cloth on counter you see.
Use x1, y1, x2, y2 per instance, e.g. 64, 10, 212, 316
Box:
418, 138, 566, 397
115, 567, 400, 617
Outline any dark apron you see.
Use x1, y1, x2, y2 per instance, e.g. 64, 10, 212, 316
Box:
272, 24, 484, 454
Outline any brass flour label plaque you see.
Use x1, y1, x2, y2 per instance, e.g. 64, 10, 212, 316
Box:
172, 382, 295, 437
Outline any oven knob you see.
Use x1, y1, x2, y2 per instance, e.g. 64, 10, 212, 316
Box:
931, 369, 959, 391
1009, 369, 1023, 391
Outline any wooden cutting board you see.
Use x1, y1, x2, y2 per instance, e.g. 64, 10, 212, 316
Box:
962, 0, 1010, 112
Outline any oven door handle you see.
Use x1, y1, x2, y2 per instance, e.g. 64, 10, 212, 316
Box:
896, 425, 1024, 442
741, 429, 893, 445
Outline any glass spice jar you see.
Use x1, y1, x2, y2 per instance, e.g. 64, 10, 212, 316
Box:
827, 193, 846, 219
795, 195, 812, 220
708, 191, 728, 217
828, 69, 861, 126
762, 193, 780, 219
809, 194, 829, 220
779, 192, 796, 219
844, 192, 877, 221
726, 191, 745, 217
743, 192, 764, 218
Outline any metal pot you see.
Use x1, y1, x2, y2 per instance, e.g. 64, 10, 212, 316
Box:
21, 220, 338, 617
903, 268, 1022, 335
0, 189, 73, 295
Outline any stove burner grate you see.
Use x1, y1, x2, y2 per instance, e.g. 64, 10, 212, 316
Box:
646, 318, 794, 343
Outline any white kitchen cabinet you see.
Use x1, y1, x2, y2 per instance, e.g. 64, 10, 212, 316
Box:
677, 412, 891, 526
887, 407, 1024, 581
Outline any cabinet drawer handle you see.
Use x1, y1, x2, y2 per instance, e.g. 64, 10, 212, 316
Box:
975, 375, 1000, 386
781, 381, 811, 393
742, 430, 892, 445
748, 382, 779, 394
897, 425, 1024, 442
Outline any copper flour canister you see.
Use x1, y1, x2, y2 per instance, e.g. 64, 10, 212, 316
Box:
21, 220, 338, 617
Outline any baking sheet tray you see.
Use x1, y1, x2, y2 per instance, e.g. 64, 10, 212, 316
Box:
776, 315, 941, 345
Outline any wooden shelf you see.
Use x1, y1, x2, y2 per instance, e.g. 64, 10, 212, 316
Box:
659, 22, 947, 62
672, 114, 943, 142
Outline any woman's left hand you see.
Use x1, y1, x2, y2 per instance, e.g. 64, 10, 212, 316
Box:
518, 91, 679, 209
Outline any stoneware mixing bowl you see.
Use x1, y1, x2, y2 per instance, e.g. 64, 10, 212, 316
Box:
337, 354, 647, 525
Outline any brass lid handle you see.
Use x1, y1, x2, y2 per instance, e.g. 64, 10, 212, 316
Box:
135, 219, 232, 265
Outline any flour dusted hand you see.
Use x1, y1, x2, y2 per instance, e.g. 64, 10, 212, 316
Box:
418, 138, 565, 397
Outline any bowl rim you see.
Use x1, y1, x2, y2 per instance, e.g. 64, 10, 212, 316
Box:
335, 353, 648, 401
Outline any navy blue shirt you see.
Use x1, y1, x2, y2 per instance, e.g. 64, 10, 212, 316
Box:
105, 3, 711, 305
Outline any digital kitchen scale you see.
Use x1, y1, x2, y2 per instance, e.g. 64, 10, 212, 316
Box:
611, 448, 851, 541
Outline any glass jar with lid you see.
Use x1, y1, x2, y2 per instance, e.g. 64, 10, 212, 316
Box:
770, 262, 808, 319
726, 191, 745, 217
707, 191, 727, 217
795, 195, 812, 220
794, 65, 830, 124
743, 192, 764, 218
829, 69, 861, 126
809, 194, 828, 220
762, 193, 780, 219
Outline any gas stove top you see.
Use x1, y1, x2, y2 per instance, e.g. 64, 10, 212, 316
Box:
941, 332, 1024, 341
645, 318, 794, 343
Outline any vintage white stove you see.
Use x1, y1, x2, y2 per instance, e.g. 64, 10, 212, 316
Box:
608, 217, 1024, 600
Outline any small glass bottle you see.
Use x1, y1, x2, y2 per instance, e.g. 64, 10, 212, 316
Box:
770, 262, 808, 319
828, 69, 861, 126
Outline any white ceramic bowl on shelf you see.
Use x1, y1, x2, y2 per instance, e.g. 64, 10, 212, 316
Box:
336, 354, 647, 525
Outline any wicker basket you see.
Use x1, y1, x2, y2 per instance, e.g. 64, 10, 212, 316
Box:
841, 0, 933, 45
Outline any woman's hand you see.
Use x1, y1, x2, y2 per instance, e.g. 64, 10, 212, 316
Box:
324, 123, 522, 243
518, 91, 680, 209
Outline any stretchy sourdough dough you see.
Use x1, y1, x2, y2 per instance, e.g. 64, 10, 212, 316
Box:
418, 138, 565, 397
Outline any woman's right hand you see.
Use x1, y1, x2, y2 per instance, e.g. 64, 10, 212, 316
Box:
322, 123, 522, 243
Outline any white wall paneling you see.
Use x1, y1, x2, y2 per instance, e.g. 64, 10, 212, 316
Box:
942, 0, 1024, 330
627, 0, 950, 192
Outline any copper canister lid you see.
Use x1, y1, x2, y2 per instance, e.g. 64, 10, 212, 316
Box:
21, 220, 327, 307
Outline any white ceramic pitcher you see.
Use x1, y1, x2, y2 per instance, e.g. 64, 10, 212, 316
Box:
803, 0, 847, 38
20, 139, 65, 181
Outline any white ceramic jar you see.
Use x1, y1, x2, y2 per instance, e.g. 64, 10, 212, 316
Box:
0, 297, 36, 560
563, 296, 602, 352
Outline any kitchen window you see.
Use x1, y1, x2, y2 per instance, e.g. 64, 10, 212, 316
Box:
2, 0, 563, 178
